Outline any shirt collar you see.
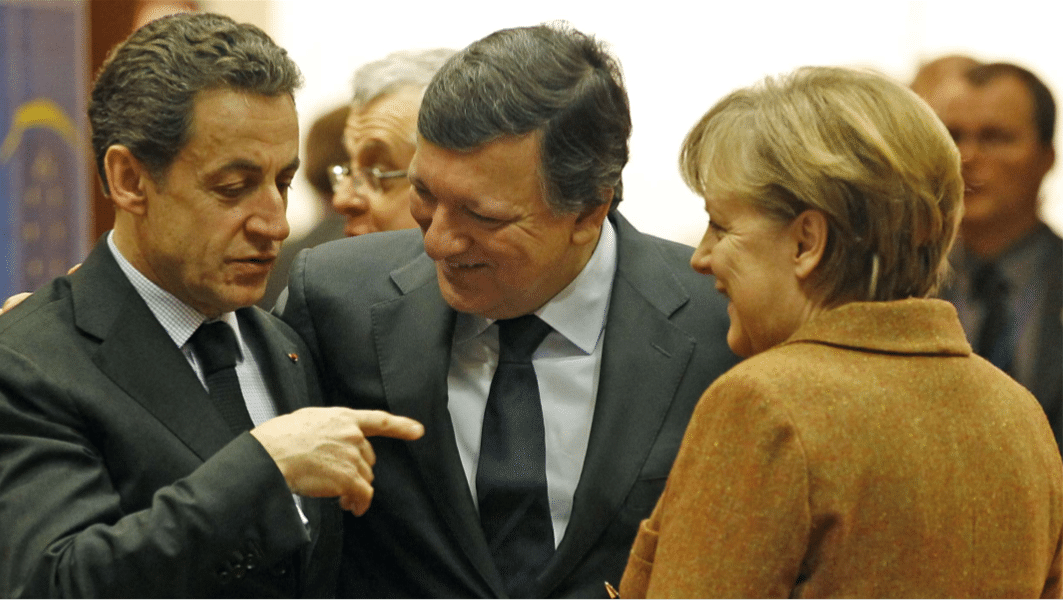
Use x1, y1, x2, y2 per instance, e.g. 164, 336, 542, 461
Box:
452, 218, 617, 354
107, 231, 239, 349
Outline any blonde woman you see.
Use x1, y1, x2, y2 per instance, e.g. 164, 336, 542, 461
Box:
619, 67, 1063, 598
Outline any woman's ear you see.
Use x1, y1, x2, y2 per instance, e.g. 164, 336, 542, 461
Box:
791, 209, 828, 280
104, 145, 149, 216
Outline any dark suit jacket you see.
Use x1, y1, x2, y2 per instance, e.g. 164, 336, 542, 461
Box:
1033, 231, 1062, 445
941, 226, 1062, 449
0, 239, 340, 598
280, 212, 738, 598
620, 300, 1063, 598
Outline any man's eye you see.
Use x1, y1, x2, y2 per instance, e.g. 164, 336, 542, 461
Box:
216, 184, 248, 199
470, 211, 504, 225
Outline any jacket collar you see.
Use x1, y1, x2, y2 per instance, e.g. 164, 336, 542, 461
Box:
784, 298, 972, 356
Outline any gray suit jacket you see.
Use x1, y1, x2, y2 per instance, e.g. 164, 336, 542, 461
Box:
280, 212, 738, 597
0, 239, 340, 597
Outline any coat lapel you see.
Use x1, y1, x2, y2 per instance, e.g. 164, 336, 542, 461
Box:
237, 307, 311, 415
372, 254, 505, 594
540, 214, 697, 591
74, 241, 235, 461
237, 306, 331, 562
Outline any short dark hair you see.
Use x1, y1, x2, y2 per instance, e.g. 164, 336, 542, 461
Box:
967, 62, 1056, 147
417, 23, 631, 213
89, 12, 303, 195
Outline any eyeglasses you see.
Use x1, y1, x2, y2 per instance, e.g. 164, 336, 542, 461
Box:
328, 163, 408, 194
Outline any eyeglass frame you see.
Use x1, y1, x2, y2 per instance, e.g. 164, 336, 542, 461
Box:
328, 163, 408, 194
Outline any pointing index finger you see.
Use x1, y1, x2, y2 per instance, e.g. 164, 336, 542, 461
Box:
354, 410, 425, 441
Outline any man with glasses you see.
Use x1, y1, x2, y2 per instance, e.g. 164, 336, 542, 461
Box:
328, 48, 454, 238
259, 49, 453, 309
280, 23, 738, 598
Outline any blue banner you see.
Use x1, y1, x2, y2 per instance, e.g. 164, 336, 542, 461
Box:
0, 0, 89, 299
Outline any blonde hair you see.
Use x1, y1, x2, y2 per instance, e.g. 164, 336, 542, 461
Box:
680, 66, 963, 303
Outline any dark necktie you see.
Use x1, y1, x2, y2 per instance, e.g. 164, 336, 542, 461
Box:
972, 261, 1014, 372
190, 321, 255, 435
476, 315, 554, 598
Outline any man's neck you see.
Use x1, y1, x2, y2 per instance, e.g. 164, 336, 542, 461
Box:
961, 212, 1043, 259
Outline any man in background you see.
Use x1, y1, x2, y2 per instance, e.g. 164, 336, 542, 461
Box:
329, 48, 454, 237
0, 13, 421, 597
260, 48, 453, 308
914, 57, 1062, 448
280, 23, 738, 597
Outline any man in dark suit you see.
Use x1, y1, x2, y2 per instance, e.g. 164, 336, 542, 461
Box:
0, 13, 422, 597
914, 59, 1062, 449
279, 24, 738, 598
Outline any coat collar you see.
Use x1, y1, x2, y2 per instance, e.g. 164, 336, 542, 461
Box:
784, 298, 972, 356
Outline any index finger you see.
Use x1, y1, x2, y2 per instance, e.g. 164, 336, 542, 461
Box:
350, 409, 425, 441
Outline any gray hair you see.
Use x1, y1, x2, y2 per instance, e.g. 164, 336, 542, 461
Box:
89, 12, 302, 195
418, 23, 631, 214
351, 48, 456, 109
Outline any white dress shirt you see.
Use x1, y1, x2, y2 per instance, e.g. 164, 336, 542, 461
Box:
447, 220, 617, 547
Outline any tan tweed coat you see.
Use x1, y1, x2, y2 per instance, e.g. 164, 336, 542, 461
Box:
619, 299, 1063, 598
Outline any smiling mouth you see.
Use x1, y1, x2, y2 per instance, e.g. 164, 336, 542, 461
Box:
439, 261, 489, 276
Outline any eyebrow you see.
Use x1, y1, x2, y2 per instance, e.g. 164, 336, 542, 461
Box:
213, 156, 301, 176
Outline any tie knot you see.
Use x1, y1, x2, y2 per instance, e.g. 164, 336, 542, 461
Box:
972, 261, 1009, 300
497, 315, 552, 362
191, 321, 239, 376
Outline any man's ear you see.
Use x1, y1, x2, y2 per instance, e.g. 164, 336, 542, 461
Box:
792, 209, 828, 280
571, 188, 613, 246
1040, 144, 1056, 177
104, 145, 150, 216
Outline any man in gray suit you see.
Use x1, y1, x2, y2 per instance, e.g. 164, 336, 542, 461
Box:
0, 13, 421, 597
280, 23, 738, 597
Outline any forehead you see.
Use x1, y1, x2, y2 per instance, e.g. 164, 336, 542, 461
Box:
410, 134, 545, 206
940, 76, 1037, 131
182, 88, 299, 167
344, 87, 421, 147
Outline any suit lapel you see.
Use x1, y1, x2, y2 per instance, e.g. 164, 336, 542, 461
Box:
75, 241, 241, 461
540, 214, 697, 591
373, 254, 505, 594
237, 307, 329, 538
238, 308, 310, 415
